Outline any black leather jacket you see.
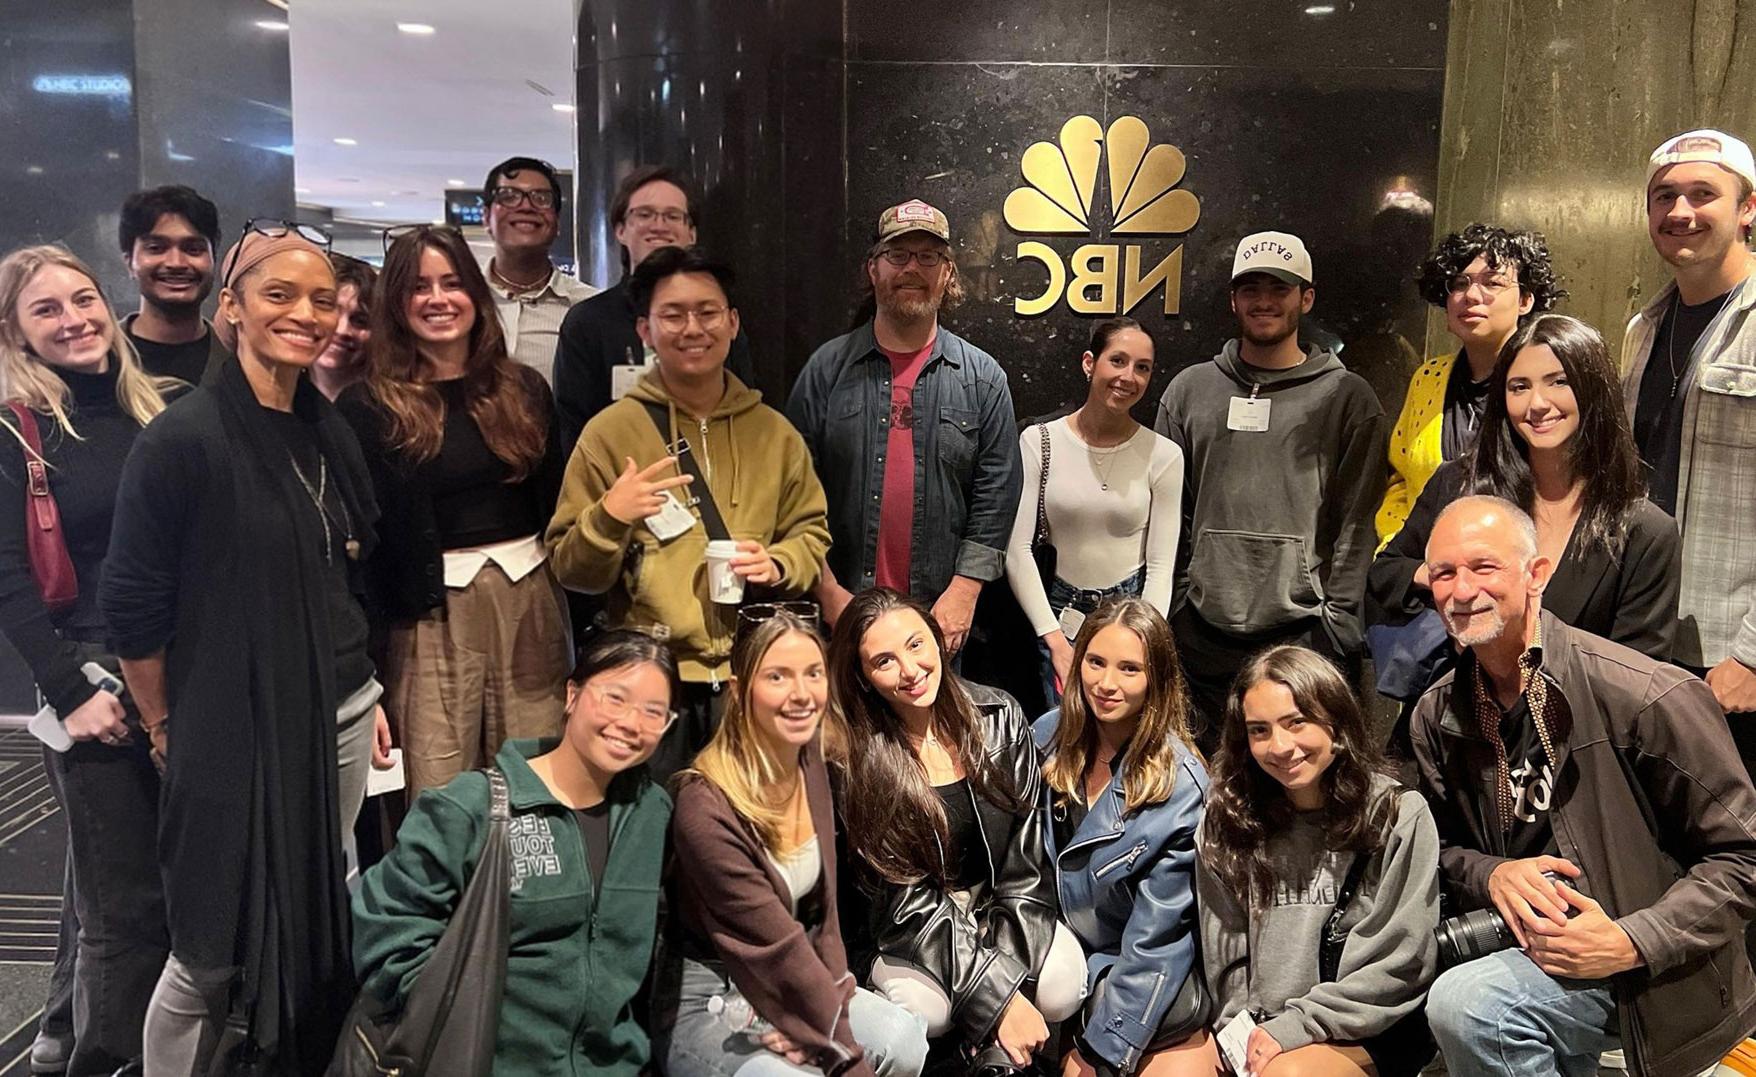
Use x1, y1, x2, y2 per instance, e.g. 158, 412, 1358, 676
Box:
861, 680, 1060, 1046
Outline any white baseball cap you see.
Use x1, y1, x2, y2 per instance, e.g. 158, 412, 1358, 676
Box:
1645, 129, 1756, 193
1232, 231, 1313, 286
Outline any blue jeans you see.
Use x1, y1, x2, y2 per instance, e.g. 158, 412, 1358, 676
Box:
1426, 947, 1616, 1077
660, 954, 928, 1077
1035, 567, 1146, 708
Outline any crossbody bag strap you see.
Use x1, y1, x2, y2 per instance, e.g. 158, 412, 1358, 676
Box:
1319, 850, 1373, 979
639, 399, 731, 541
7, 403, 55, 531
1033, 423, 1051, 546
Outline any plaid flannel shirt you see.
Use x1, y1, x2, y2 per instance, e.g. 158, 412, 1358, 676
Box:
1621, 257, 1756, 668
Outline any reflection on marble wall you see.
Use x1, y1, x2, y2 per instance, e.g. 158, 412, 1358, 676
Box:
1432, 0, 1756, 364
580, 0, 1448, 419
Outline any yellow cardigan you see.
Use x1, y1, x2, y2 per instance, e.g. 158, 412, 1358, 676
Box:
1375, 353, 1455, 549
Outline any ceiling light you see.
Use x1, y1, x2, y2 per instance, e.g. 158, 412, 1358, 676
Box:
295, 186, 311, 194
371, 200, 386, 207
397, 22, 436, 35
26, 165, 44, 175
104, 149, 121, 160
333, 136, 357, 146
1304, 4, 1336, 12
551, 103, 576, 113
446, 178, 466, 187
254, 19, 289, 31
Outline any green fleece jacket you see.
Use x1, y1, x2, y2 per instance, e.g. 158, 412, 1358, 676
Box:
352, 739, 672, 1076
544, 370, 830, 681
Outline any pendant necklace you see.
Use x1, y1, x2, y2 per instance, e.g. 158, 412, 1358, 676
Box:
1666, 289, 1732, 399
287, 451, 360, 562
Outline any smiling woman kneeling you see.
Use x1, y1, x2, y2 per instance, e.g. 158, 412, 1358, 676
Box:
1197, 646, 1440, 1077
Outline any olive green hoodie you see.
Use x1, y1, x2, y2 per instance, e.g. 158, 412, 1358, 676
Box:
545, 370, 830, 682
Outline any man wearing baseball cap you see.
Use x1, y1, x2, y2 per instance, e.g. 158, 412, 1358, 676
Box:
1622, 129, 1756, 767
1153, 231, 1386, 747
786, 199, 1022, 649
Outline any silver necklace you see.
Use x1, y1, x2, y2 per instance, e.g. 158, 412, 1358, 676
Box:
1666, 289, 1732, 398
286, 451, 360, 562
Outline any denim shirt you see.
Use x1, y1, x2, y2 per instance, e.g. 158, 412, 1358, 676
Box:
786, 321, 1022, 600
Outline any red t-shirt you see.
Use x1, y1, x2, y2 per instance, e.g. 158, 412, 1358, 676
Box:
875, 335, 935, 591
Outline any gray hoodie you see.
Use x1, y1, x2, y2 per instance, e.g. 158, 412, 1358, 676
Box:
1154, 341, 1386, 651
1196, 776, 1440, 1053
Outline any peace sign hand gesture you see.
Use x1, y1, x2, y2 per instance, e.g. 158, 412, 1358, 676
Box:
601, 456, 694, 525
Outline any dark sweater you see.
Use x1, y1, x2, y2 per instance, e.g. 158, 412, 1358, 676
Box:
1367, 461, 1681, 660
552, 279, 755, 452
668, 742, 873, 1077
0, 366, 147, 714
336, 368, 564, 623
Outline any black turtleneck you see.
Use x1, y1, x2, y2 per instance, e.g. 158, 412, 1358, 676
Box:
0, 363, 155, 714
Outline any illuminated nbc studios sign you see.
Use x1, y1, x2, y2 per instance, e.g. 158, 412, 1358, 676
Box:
1003, 115, 1200, 317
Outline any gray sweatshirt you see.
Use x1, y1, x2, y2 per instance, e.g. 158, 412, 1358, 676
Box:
1196, 776, 1439, 1052
1154, 340, 1386, 652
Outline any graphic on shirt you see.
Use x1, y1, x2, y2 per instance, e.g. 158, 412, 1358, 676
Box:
1003, 115, 1202, 317
1508, 756, 1554, 823
890, 387, 916, 431
508, 814, 562, 892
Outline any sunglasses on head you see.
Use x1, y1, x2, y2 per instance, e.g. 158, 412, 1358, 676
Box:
222, 218, 333, 282
380, 222, 465, 254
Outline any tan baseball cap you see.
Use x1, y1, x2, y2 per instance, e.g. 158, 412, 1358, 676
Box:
876, 199, 951, 244
1646, 129, 1756, 192
1232, 230, 1313, 286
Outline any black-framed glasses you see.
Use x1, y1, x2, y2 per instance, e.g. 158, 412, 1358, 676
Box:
877, 248, 947, 268
380, 222, 464, 254
489, 186, 559, 210
223, 217, 333, 281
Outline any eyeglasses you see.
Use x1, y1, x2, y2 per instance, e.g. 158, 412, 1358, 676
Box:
651, 306, 728, 333
585, 682, 677, 732
380, 223, 464, 254
489, 186, 558, 211
877, 248, 947, 268
222, 217, 333, 281
625, 206, 690, 227
1446, 272, 1518, 297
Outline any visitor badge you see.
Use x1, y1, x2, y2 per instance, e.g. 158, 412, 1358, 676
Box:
645, 489, 697, 541
1227, 397, 1271, 432
1217, 1010, 1259, 1076
1058, 605, 1087, 641
611, 363, 647, 401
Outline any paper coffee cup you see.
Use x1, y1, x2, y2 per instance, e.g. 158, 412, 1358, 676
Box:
705, 540, 744, 604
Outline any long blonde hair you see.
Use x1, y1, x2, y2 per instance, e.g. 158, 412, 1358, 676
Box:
0, 245, 174, 451
1043, 597, 1197, 814
686, 612, 824, 855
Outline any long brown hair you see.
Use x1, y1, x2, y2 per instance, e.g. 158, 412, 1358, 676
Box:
685, 611, 824, 854
828, 588, 1022, 886
1042, 597, 1196, 814
365, 226, 546, 477
1200, 645, 1398, 906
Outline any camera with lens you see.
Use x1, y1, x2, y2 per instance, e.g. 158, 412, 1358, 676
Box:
1435, 870, 1578, 968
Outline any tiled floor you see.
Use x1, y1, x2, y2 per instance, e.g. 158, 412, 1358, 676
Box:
0, 728, 63, 1077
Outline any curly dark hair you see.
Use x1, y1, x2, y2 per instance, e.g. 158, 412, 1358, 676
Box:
1416, 223, 1567, 318
1465, 313, 1645, 557
1200, 646, 1400, 907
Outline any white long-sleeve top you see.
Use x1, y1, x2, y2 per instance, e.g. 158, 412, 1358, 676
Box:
1004, 415, 1183, 638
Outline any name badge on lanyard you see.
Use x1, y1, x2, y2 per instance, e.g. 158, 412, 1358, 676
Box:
1227, 384, 1271, 432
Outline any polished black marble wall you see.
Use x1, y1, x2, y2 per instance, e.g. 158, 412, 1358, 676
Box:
0, 0, 294, 302
580, 0, 1448, 420
0, 0, 294, 711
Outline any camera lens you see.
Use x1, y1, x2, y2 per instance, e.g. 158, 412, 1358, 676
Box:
1435, 908, 1516, 967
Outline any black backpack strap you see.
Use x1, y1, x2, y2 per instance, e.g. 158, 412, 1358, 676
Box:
639, 399, 730, 541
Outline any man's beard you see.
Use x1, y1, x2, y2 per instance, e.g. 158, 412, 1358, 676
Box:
1440, 603, 1507, 647
877, 279, 941, 322
1240, 311, 1298, 348
143, 278, 211, 316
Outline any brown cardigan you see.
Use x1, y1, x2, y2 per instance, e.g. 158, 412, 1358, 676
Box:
669, 740, 872, 1077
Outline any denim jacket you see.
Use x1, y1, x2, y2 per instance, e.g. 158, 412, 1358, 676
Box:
786, 322, 1022, 600
1033, 711, 1209, 1075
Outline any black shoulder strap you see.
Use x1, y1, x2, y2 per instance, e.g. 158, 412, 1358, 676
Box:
638, 400, 730, 541
1327, 851, 1372, 924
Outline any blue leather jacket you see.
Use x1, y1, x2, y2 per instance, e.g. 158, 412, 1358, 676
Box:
1033, 711, 1208, 1074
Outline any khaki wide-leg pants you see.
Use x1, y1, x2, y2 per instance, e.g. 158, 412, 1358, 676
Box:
385, 561, 570, 796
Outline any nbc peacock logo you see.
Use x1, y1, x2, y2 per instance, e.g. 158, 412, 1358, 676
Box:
1002, 115, 1201, 317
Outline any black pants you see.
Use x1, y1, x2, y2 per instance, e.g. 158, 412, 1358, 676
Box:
38, 649, 169, 1076
646, 679, 727, 788
1171, 606, 1334, 756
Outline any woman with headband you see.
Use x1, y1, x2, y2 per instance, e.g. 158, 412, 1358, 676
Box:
102, 221, 388, 1074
